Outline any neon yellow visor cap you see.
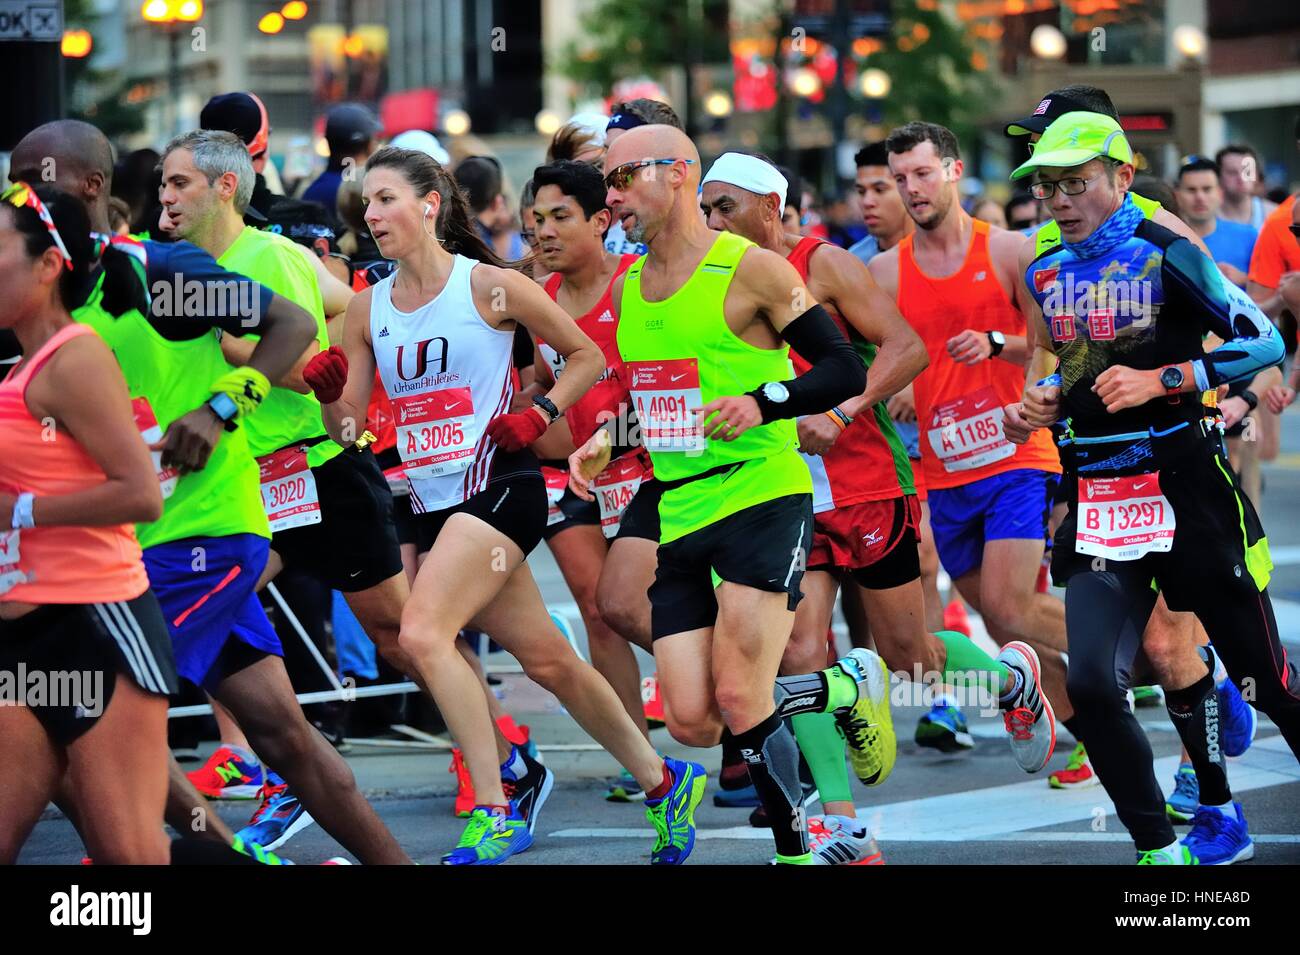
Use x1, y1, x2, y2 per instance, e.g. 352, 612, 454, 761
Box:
1011, 111, 1133, 180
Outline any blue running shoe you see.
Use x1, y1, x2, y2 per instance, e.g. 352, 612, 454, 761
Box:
915, 702, 974, 752
237, 771, 316, 852
712, 784, 760, 808
645, 757, 706, 865
1217, 676, 1257, 758
441, 806, 532, 865
1182, 802, 1254, 865
1166, 763, 1199, 823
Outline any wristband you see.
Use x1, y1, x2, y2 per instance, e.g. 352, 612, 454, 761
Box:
532, 394, 560, 423
210, 365, 272, 419
12, 492, 35, 530
1241, 389, 1259, 412
824, 410, 847, 432
828, 406, 853, 429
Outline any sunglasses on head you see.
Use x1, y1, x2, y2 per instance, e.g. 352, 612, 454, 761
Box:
603, 158, 695, 192
2, 182, 73, 270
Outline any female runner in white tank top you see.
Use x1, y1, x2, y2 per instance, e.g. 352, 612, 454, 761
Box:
310, 147, 702, 866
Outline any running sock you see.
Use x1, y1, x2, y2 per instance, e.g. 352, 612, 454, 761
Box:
733, 710, 809, 859
774, 666, 858, 718
645, 762, 673, 802
1166, 669, 1232, 806
773, 852, 814, 865
1062, 716, 1086, 744
792, 711, 854, 806
1201, 801, 1235, 818
998, 666, 1025, 706
936, 630, 1009, 700
1204, 644, 1230, 686
501, 746, 528, 780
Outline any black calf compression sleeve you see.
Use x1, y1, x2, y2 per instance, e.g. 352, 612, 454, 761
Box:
748, 304, 866, 422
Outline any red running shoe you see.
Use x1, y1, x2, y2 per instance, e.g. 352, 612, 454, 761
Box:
449, 747, 476, 818
942, 599, 971, 638
186, 746, 264, 799
642, 674, 665, 729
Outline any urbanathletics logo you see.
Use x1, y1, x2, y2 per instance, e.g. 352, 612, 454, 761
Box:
0, 664, 103, 716
49, 886, 152, 935
151, 273, 261, 327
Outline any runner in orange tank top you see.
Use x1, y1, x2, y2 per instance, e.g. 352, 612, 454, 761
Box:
869, 122, 1069, 773
0, 184, 178, 865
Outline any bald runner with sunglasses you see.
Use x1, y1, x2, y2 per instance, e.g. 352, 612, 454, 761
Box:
579, 124, 894, 866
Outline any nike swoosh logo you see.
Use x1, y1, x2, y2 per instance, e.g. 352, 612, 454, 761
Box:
974, 400, 990, 410
1133, 482, 1149, 491
445, 402, 461, 411
670, 374, 688, 382
349, 570, 363, 578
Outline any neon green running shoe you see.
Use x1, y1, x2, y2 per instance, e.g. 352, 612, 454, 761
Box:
230, 834, 290, 865
1137, 844, 1198, 865
644, 758, 706, 865
834, 648, 897, 786
441, 806, 532, 865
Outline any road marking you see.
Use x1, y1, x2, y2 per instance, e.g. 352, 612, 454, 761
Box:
550, 736, 1298, 843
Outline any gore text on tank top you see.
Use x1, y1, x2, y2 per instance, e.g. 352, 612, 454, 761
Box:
786, 236, 914, 511
897, 219, 1061, 491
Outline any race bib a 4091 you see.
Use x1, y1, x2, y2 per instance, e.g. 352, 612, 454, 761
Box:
628, 359, 705, 453
1075, 472, 1175, 561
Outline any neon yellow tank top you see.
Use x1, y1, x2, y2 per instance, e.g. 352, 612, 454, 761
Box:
218, 227, 342, 468
616, 231, 811, 542
76, 283, 270, 548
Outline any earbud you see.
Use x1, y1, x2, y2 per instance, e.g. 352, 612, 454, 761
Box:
424, 202, 433, 218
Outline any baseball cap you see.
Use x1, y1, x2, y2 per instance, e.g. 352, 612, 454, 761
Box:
1010, 111, 1133, 180
325, 103, 383, 154
1004, 88, 1115, 138
390, 129, 451, 165
201, 92, 271, 159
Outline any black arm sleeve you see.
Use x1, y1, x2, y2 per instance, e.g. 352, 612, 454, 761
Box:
748, 304, 866, 422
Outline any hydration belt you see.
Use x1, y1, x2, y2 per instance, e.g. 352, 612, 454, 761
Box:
1052, 416, 1224, 476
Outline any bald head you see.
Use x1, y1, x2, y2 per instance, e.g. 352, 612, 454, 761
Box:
10, 120, 116, 230
605, 124, 700, 187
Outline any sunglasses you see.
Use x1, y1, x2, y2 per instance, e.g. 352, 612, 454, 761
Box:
3, 182, 73, 270
603, 158, 695, 192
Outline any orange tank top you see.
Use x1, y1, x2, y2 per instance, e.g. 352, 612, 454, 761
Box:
897, 219, 1060, 491
0, 324, 149, 604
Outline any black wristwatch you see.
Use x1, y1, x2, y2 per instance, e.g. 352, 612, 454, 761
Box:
1241, 389, 1259, 412
532, 394, 560, 423
986, 330, 1006, 357
1159, 365, 1185, 405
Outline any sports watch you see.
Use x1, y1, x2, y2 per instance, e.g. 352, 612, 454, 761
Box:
986, 330, 1006, 357
206, 392, 240, 431
1159, 365, 1184, 404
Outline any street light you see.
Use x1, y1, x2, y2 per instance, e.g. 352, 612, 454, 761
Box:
140, 0, 204, 139
1030, 24, 1067, 60
258, 12, 285, 33
859, 68, 890, 99
534, 109, 561, 136
62, 29, 94, 58
789, 67, 821, 98
1173, 24, 1207, 60
704, 91, 733, 118
281, 1, 309, 19
443, 109, 471, 137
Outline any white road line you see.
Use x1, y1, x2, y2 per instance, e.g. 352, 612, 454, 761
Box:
550, 736, 1299, 843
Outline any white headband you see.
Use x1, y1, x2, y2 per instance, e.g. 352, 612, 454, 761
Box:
702, 152, 788, 210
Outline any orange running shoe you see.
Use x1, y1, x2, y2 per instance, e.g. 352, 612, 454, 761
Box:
186, 746, 264, 799
942, 599, 971, 638
449, 747, 476, 817
642, 674, 666, 729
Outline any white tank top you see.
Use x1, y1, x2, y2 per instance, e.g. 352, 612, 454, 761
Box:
370, 254, 517, 512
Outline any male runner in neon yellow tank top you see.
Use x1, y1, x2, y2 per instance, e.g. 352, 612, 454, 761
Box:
602, 124, 894, 865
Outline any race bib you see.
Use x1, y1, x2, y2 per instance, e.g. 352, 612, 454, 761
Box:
1075, 472, 1175, 561
0, 529, 24, 596
628, 359, 705, 453
393, 387, 477, 478
542, 466, 568, 527
131, 397, 178, 500
927, 386, 1014, 473
592, 451, 646, 538
258, 447, 322, 533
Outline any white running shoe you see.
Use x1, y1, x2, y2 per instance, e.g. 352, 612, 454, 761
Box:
808, 815, 884, 866
996, 641, 1056, 773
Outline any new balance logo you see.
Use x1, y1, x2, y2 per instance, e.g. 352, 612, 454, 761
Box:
973, 271, 987, 282
215, 762, 244, 784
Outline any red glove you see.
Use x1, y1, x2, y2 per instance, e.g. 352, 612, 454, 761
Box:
304, 346, 348, 404
485, 408, 549, 451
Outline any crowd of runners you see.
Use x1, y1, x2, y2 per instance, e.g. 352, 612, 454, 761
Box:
2, 82, 1298, 866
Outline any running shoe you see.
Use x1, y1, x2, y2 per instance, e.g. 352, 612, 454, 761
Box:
186, 746, 264, 799
642, 674, 666, 729
441, 806, 532, 866
603, 768, 646, 802
1136, 844, 1198, 865
230, 834, 291, 866
1182, 802, 1255, 866
502, 747, 554, 835
449, 747, 475, 818
834, 648, 897, 786
645, 757, 707, 865
1048, 742, 1099, 790
496, 714, 540, 761
914, 701, 974, 752
996, 641, 1056, 773
943, 599, 971, 637
712, 784, 761, 808
1166, 764, 1199, 823
1131, 685, 1164, 708
1216, 673, 1257, 758
806, 815, 885, 866
236, 771, 316, 852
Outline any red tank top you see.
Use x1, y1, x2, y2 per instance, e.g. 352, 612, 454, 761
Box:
539, 254, 638, 445
897, 219, 1060, 491
0, 324, 149, 604
787, 237, 914, 508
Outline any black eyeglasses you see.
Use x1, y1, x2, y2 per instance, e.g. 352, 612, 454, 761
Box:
603, 158, 695, 192
1029, 173, 1105, 201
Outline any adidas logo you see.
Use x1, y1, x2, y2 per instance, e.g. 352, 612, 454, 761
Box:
378, 326, 390, 338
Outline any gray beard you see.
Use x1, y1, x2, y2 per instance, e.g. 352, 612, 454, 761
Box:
625, 219, 648, 244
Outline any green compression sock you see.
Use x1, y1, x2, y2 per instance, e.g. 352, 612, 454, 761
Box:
936, 630, 1010, 699
792, 711, 854, 805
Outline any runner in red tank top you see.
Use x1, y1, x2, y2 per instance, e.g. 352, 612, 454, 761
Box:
869, 122, 1069, 774
524, 160, 658, 801
702, 151, 1046, 860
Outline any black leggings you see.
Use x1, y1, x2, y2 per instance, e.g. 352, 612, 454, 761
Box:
1065, 563, 1300, 850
